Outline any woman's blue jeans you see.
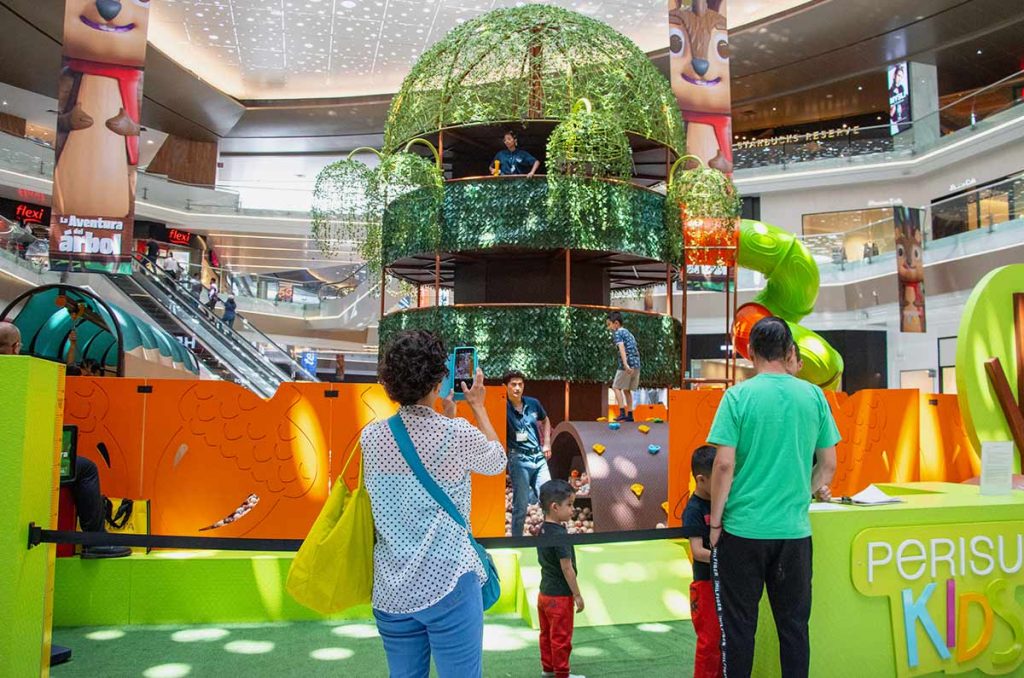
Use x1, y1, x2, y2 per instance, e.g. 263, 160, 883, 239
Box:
373, 572, 483, 678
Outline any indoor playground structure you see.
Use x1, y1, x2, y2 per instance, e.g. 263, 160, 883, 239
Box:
2, 5, 1023, 678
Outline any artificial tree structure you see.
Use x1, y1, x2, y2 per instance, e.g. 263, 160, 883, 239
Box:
319, 5, 693, 422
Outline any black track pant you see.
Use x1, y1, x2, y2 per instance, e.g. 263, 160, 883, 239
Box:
72, 456, 105, 532
712, 532, 812, 678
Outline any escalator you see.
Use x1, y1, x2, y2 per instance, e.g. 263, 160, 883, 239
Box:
109, 254, 318, 397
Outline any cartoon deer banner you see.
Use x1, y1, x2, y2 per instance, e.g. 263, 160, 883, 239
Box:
49, 0, 151, 274
668, 0, 733, 174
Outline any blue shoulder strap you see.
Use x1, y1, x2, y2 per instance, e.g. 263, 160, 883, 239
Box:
387, 414, 468, 531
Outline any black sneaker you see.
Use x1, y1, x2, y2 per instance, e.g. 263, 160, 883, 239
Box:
81, 545, 132, 559
624, 413, 635, 422
614, 412, 629, 422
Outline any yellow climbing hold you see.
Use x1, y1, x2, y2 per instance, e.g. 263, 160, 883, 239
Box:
592, 444, 606, 455
661, 501, 669, 514
597, 417, 608, 422
638, 425, 650, 434
630, 483, 644, 499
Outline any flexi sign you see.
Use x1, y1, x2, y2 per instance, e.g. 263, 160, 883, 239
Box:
853, 523, 1024, 676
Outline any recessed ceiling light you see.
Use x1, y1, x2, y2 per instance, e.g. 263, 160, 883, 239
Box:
857, 85, 863, 91
147, 139, 154, 144
772, 107, 777, 111
340, 0, 356, 6
976, 49, 983, 55
1, 101, 6, 106
210, 35, 219, 40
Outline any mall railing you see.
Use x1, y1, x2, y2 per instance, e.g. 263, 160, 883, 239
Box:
734, 70, 1024, 171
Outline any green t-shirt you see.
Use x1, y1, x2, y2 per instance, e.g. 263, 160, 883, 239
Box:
707, 373, 841, 540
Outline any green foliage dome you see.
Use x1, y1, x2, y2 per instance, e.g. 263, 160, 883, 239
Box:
546, 99, 632, 180
310, 158, 379, 259
383, 5, 685, 154
667, 164, 742, 220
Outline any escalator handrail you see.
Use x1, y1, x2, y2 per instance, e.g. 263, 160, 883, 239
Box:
130, 254, 314, 383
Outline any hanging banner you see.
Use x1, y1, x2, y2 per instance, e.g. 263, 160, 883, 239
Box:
668, 0, 733, 174
49, 0, 151, 274
895, 207, 926, 333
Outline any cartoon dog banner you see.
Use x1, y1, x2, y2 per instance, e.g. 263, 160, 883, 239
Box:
49, 0, 151, 274
895, 207, 926, 333
668, 0, 733, 174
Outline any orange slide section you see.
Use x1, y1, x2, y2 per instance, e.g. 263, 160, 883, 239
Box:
63, 378, 508, 539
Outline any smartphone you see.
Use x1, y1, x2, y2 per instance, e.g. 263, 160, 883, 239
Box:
452, 346, 476, 393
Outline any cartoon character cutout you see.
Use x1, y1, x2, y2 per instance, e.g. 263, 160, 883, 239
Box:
896, 211, 926, 333
54, 0, 150, 219
668, 0, 732, 173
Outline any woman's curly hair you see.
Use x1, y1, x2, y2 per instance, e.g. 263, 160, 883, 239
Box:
378, 329, 449, 405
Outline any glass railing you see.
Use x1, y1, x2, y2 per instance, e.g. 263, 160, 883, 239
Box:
734, 70, 1024, 171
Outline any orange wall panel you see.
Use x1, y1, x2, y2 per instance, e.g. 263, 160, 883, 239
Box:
667, 390, 723, 527
63, 377, 146, 498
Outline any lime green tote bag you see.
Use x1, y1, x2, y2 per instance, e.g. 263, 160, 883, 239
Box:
286, 442, 374, 614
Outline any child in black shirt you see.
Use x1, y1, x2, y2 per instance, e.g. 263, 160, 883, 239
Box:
682, 445, 722, 678
536, 479, 585, 678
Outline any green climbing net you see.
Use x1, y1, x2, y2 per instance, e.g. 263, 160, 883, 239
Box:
383, 4, 685, 154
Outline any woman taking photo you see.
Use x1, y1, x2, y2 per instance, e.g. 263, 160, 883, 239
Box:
362, 329, 506, 677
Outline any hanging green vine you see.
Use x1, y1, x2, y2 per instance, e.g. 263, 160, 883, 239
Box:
379, 305, 681, 386
383, 5, 685, 154
309, 155, 380, 261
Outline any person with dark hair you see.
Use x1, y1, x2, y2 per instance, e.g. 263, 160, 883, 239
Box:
606, 311, 641, 422
361, 329, 506, 677
787, 345, 804, 376
503, 370, 552, 537
706, 316, 840, 678
682, 445, 721, 678
222, 296, 238, 330
493, 130, 540, 177
536, 479, 584, 678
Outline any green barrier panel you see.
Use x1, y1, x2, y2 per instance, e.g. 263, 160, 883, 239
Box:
0, 357, 62, 677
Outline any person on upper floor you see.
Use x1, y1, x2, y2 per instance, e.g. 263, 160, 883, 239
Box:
492, 130, 540, 177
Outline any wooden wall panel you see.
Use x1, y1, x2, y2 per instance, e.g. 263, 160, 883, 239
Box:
145, 135, 218, 187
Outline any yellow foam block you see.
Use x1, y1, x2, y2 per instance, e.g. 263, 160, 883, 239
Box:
638, 425, 650, 434
596, 417, 608, 422
630, 483, 644, 498
592, 444, 606, 455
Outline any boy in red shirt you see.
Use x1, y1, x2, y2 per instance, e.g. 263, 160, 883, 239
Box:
682, 445, 722, 678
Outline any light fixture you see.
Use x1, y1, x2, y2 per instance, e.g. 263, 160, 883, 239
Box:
976, 49, 983, 55
857, 85, 863, 91
147, 139, 154, 144
772, 107, 777, 111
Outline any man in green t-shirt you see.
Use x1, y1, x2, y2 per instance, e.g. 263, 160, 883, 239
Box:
706, 317, 839, 678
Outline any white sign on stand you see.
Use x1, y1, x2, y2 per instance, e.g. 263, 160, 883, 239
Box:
979, 441, 1014, 496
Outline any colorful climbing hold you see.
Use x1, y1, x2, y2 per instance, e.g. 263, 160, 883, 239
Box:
592, 444, 606, 455
608, 422, 621, 431
661, 501, 669, 514
647, 417, 664, 423
597, 416, 608, 422
630, 483, 645, 499
647, 444, 661, 455
638, 425, 650, 434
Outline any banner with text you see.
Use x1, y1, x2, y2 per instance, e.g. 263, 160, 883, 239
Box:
49, 0, 151, 274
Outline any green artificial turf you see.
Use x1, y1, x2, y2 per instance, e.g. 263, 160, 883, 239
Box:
52, 617, 696, 677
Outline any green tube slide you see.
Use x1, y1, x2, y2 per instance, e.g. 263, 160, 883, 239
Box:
737, 219, 844, 390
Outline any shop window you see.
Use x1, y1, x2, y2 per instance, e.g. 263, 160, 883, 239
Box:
899, 369, 935, 392
801, 207, 901, 264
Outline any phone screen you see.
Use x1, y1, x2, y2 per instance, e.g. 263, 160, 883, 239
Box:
453, 347, 475, 392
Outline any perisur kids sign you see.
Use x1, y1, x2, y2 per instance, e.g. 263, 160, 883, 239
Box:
853, 523, 1024, 676
49, 0, 151, 274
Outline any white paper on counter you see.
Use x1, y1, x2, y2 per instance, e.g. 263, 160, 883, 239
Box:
980, 441, 1014, 496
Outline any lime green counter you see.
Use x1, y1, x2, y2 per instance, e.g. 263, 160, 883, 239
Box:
754, 483, 1024, 678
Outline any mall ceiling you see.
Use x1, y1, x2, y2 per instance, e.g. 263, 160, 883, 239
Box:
0, 0, 1021, 150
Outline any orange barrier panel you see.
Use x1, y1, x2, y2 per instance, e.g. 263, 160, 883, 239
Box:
666, 390, 723, 527
63, 377, 147, 498
62, 378, 508, 540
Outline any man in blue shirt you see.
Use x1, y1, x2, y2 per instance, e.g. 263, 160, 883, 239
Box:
504, 370, 552, 536
606, 311, 641, 422
493, 130, 540, 177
